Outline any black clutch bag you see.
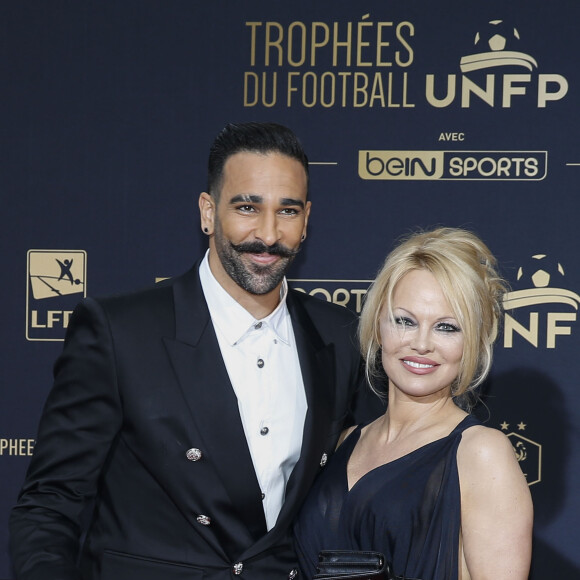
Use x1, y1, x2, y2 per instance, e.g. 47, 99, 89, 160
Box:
313, 550, 420, 580
313, 550, 387, 580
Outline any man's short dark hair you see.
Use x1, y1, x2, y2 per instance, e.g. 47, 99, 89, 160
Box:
207, 122, 309, 200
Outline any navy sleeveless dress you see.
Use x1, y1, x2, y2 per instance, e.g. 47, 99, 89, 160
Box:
294, 414, 481, 580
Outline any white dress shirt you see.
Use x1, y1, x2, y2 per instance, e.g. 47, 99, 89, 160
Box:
199, 251, 307, 530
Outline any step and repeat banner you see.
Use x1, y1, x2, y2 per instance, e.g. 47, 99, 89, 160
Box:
1, 1, 579, 577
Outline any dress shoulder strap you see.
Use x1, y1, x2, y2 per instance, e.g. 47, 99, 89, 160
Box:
450, 414, 481, 437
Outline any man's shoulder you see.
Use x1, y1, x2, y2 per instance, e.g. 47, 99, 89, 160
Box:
88, 265, 199, 319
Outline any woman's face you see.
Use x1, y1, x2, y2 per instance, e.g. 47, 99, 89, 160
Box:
380, 269, 465, 402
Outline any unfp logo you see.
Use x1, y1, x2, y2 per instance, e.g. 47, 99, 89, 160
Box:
290, 278, 372, 315
26, 250, 87, 341
426, 19, 568, 109
358, 150, 546, 181
503, 254, 580, 349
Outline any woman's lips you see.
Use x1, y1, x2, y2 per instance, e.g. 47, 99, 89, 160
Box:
401, 356, 439, 374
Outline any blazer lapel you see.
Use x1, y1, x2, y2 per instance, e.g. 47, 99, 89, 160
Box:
163, 264, 268, 542
284, 292, 337, 505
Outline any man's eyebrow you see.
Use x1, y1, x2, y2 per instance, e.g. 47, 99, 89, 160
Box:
280, 197, 305, 209
229, 194, 262, 204
229, 194, 305, 209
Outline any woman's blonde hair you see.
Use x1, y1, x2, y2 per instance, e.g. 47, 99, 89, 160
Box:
358, 227, 508, 410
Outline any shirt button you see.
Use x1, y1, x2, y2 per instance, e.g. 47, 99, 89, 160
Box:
254, 322, 262, 329
289, 569, 298, 579
260, 426, 269, 436
257, 358, 265, 368
196, 515, 211, 526
186, 448, 202, 462
261, 492, 265, 500
233, 562, 244, 575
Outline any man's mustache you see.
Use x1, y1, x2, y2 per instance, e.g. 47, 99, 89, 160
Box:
231, 240, 301, 259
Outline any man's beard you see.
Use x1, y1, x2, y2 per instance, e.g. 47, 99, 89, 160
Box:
214, 226, 301, 295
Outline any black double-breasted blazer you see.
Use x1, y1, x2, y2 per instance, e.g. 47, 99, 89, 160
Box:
10, 263, 367, 580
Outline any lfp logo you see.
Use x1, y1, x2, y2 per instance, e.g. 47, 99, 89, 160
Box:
503, 254, 580, 349
26, 250, 87, 341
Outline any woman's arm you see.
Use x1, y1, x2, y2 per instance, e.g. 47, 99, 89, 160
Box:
457, 425, 533, 579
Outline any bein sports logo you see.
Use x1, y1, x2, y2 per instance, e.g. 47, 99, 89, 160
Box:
426, 19, 568, 109
358, 150, 547, 181
290, 278, 372, 315
503, 254, 580, 349
26, 250, 87, 341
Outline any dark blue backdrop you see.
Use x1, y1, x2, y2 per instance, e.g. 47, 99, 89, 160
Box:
2, 1, 579, 577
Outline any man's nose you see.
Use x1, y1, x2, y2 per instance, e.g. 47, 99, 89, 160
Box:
254, 212, 281, 247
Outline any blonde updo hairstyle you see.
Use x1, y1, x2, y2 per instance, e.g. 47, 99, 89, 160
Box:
358, 227, 508, 410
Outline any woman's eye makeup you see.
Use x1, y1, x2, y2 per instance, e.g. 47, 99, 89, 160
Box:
435, 322, 461, 333
392, 316, 461, 333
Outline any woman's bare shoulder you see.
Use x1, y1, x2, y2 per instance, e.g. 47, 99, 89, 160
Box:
459, 423, 514, 459
457, 423, 526, 486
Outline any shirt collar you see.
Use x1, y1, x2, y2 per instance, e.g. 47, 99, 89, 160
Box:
199, 250, 291, 346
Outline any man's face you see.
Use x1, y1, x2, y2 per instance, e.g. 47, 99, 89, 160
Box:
200, 151, 310, 298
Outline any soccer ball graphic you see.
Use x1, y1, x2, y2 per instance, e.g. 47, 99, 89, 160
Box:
517, 254, 565, 288
474, 19, 520, 52
461, 18, 536, 73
